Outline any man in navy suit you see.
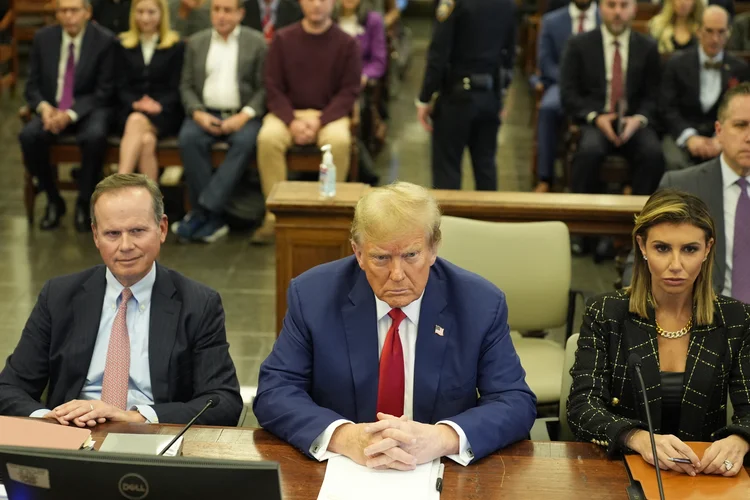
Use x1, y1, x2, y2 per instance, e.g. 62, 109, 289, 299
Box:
19, 0, 115, 233
0, 174, 242, 427
535, 0, 599, 192
254, 182, 536, 469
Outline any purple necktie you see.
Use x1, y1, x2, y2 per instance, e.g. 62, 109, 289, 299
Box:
734, 177, 750, 303
58, 42, 75, 111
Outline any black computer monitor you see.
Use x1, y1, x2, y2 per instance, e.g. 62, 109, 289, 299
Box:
0, 445, 282, 500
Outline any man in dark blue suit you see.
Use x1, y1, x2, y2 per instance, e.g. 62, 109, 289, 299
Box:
0, 174, 242, 427
254, 182, 536, 469
20, 0, 115, 233
535, 0, 599, 192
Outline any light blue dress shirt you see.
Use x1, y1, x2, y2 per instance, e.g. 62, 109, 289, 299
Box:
677, 47, 724, 147
30, 264, 159, 423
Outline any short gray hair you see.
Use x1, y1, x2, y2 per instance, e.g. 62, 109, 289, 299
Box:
90, 173, 164, 227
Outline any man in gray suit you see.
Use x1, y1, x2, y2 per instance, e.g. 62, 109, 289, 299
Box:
623, 83, 750, 303
173, 0, 266, 243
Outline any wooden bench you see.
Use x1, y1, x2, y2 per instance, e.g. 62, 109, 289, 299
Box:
0, 0, 16, 95
266, 181, 648, 333
20, 109, 360, 224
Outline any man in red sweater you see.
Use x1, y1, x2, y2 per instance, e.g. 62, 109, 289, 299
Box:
254, 0, 361, 244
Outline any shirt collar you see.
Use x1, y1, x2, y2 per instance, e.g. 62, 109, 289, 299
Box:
140, 33, 159, 45
698, 45, 723, 65
719, 154, 745, 190
374, 291, 425, 327
601, 25, 629, 47
212, 25, 241, 41
105, 262, 157, 306
62, 25, 87, 47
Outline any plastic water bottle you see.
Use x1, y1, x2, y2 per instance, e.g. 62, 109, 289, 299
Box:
319, 144, 336, 198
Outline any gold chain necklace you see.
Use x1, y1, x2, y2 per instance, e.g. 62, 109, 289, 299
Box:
655, 317, 693, 339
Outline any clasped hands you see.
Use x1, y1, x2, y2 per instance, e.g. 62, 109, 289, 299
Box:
39, 102, 72, 135
595, 113, 642, 147
193, 110, 249, 136
289, 116, 321, 145
686, 135, 722, 160
43, 399, 146, 428
329, 412, 459, 471
627, 430, 750, 477
133, 95, 162, 115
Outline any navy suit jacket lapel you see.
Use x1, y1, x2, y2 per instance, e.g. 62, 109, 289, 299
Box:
413, 272, 452, 423
342, 270, 380, 423
148, 264, 181, 404
67, 267, 107, 402
51, 26, 63, 101
75, 25, 93, 90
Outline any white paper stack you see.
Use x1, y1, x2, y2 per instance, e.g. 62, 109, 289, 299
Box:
317, 456, 441, 500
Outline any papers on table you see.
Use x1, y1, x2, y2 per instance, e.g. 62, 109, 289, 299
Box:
317, 456, 441, 500
0, 416, 92, 451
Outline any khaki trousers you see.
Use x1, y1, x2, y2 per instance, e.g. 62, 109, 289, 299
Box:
256, 110, 351, 200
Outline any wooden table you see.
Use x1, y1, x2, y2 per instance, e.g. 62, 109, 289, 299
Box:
91, 423, 633, 499
267, 181, 647, 333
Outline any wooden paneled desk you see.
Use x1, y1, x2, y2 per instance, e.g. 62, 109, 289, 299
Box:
266, 181, 647, 333
91, 423, 632, 499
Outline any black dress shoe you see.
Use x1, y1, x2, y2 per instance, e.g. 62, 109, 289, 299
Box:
74, 202, 91, 233
593, 237, 616, 264
39, 198, 66, 230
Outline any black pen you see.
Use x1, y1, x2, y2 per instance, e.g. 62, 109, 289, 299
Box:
435, 462, 445, 492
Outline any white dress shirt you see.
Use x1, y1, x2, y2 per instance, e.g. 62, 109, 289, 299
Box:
720, 155, 749, 298
308, 293, 474, 466
202, 27, 255, 118
569, 3, 597, 34
38, 27, 86, 122
676, 47, 724, 147
30, 264, 159, 423
140, 34, 158, 66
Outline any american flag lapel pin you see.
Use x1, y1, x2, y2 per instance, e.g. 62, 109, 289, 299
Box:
434, 325, 444, 337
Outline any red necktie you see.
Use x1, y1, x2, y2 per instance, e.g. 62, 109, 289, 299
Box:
610, 40, 623, 114
101, 288, 132, 410
577, 13, 585, 33
262, 3, 274, 43
376, 308, 407, 417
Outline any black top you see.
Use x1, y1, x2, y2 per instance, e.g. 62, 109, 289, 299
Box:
660, 371, 685, 436
671, 35, 697, 52
91, 0, 132, 35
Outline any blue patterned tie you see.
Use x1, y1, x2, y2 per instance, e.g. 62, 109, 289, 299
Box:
734, 177, 750, 303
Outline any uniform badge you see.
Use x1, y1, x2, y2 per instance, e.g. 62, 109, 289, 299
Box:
436, 0, 455, 22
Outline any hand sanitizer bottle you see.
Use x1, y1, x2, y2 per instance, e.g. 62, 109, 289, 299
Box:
319, 144, 336, 198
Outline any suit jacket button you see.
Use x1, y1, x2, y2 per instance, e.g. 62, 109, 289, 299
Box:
611, 397, 620, 406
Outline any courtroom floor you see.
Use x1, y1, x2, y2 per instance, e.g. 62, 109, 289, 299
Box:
0, 17, 618, 427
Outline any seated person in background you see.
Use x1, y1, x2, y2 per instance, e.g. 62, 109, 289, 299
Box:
623, 83, 750, 304
255, 0, 360, 244
660, 6, 749, 171
172, 0, 266, 243
116, 0, 185, 182
20, 0, 115, 233
0, 174, 243, 427
728, 11, 750, 51
254, 182, 536, 468
561, 0, 664, 258
92, 0, 132, 34
649, 0, 702, 55
534, 0, 600, 193
568, 188, 750, 476
169, 0, 210, 37
242, 0, 302, 43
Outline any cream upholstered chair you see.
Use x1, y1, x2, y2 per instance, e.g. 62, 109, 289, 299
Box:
438, 217, 576, 416
558, 333, 579, 441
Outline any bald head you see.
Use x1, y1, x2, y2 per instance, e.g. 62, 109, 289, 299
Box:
698, 5, 730, 58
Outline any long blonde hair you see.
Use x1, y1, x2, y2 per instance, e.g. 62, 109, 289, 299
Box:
628, 189, 717, 325
649, 0, 703, 54
120, 0, 180, 49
